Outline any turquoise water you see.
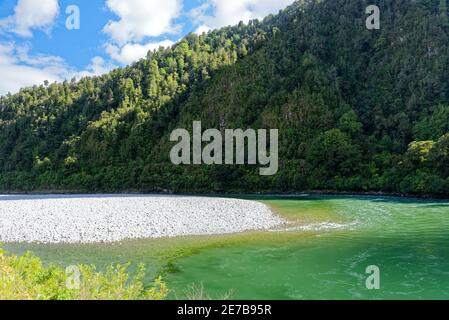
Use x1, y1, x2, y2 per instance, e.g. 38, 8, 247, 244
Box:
4, 196, 449, 299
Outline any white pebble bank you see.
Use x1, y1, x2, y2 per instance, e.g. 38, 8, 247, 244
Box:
0, 195, 284, 244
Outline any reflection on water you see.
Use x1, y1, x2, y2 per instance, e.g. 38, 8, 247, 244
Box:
4, 195, 449, 299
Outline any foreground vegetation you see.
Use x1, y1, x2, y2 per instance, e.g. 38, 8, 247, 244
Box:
0, 249, 168, 300
0, 0, 448, 196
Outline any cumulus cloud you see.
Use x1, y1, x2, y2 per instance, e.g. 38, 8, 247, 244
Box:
190, 0, 294, 31
104, 0, 182, 44
105, 40, 174, 65
0, 42, 71, 95
0, 43, 114, 96
0, 0, 60, 37
76, 56, 116, 78
194, 24, 212, 35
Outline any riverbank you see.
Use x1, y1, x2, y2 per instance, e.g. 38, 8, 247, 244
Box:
2, 189, 447, 200
0, 195, 285, 244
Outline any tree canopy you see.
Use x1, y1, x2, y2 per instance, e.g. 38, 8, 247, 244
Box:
0, 0, 448, 196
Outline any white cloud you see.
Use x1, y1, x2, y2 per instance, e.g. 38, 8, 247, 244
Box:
190, 0, 294, 30
0, 42, 68, 95
104, 0, 182, 44
76, 56, 116, 78
106, 40, 174, 65
0, 43, 114, 96
0, 0, 59, 37
194, 24, 211, 35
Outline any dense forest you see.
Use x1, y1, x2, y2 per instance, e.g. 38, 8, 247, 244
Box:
0, 0, 448, 196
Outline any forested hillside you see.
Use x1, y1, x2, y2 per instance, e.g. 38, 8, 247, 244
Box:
1, 0, 449, 196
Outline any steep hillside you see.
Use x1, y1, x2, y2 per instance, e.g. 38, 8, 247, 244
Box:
1, 0, 449, 195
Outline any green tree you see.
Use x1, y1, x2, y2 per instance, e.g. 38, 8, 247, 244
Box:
441, 0, 449, 26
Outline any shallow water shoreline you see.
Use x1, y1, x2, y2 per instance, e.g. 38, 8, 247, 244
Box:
1, 189, 448, 200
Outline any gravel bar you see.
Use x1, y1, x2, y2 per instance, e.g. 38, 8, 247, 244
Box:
0, 195, 284, 244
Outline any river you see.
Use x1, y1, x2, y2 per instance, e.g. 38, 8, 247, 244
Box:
4, 195, 449, 299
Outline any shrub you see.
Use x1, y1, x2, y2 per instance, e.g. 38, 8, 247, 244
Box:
0, 249, 168, 300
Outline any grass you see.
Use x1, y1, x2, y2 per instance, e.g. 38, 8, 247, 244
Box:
183, 283, 234, 300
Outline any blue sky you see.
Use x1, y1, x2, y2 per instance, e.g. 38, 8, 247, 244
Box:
0, 0, 294, 95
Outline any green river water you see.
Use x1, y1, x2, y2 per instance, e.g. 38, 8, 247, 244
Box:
4, 195, 449, 299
